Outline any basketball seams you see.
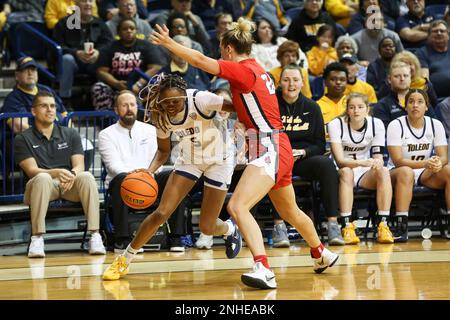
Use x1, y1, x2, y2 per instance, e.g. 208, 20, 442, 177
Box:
122, 177, 158, 193
120, 185, 157, 199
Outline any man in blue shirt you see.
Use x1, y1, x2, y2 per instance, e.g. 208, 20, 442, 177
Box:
2, 57, 67, 133
396, 0, 437, 49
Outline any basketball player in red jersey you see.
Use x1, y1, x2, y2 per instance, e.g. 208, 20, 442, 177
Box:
151, 18, 339, 289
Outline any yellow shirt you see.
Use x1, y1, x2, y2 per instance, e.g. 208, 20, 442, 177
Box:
324, 0, 356, 27
269, 66, 312, 99
345, 80, 378, 104
45, 0, 99, 29
307, 46, 338, 77
317, 95, 347, 125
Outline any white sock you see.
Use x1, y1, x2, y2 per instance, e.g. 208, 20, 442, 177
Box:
123, 244, 139, 264
396, 212, 408, 217
223, 220, 235, 237
378, 211, 390, 216
446, 211, 450, 216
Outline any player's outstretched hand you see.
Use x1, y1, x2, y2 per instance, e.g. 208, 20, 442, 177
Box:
150, 24, 171, 47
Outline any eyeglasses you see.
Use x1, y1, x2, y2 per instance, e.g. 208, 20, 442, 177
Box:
35, 104, 56, 110
431, 29, 448, 34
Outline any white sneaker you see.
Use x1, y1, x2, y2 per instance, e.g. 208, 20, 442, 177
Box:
28, 236, 45, 258
241, 262, 277, 289
195, 233, 213, 249
312, 247, 339, 274
89, 232, 106, 255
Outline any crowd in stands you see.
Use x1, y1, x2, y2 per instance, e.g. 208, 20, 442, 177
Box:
1, 0, 450, 255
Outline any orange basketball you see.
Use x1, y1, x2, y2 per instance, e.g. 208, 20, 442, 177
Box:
120, 171, 158, 209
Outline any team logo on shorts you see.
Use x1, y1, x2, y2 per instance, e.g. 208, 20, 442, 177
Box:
189, 112, 197, 120
265, 156, 271, 164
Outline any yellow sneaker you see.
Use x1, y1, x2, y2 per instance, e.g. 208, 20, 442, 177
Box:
342, 222, 360, 245
102, 255, 129, 281
377, 221, 394, 244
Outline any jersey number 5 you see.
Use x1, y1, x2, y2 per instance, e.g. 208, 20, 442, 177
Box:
261, 73, 276, 95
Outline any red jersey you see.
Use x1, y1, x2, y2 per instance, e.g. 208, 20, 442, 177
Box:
218, 59, 284, 132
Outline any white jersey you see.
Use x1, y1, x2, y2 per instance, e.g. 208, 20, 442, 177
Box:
156, 89, 231, 165
386, 115, 447, 168
328, 116, 385, 161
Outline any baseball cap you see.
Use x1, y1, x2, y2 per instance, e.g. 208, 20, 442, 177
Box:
339, 53, 358, 64
17, 56, 38, 71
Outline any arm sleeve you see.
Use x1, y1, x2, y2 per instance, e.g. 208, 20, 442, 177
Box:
372, 102, 390, 129
433, 120, 448, 146
372, 118, 386, 147
14, 134, 32, 165
98, 129, 129, 177
416, 48, 429, 68
305, 104, 326, 157
53, 21, 78, 56
386, 120, 402, 146
96, 21, 114, 52
327, 118, 342, 144
71, 130, 84, 156
194, 90, 224, 113
217, 60, 256, 92
324, 0, 352, 19
395, 16, 409, 33
44, 0, 59, 29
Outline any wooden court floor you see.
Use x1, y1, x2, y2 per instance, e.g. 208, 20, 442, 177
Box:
0, 239, 448, 300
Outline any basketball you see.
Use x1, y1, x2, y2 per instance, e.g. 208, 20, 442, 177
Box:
120, 171, 158, 209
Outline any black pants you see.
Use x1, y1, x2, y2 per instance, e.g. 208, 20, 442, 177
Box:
108, 170, 189, 242
273, 155, 339, 220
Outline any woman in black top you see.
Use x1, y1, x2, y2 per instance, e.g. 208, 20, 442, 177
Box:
92, 18, 163, 110
272, 64, 344, 246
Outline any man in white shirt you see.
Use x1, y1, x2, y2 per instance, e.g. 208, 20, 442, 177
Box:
99, 90, 188, 252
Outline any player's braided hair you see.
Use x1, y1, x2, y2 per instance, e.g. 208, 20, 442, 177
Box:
140, 73, 187, 132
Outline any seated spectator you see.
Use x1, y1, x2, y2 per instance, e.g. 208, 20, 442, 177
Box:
280, 0, 305, 11
3, 57, 67, 133
269, 40, 311, 98
335, 34, 368, 81
307, 24, 338, 77
227, 0, 289, 32
347, 0, 395, 35
445, 5, 450, 26
373, 61, 436, 128
92, 18, 163, 110
436, 96, 450, 140
324, 0, 358, 28
14, 91, 106, 258
416, 20, 450, 100
396, 0, 437, 50
286, 0, 337, 52
166, 11, 208, 54
45, 0, 99, 29
107, 0, 152, 40
251, 18, 299, 71
351, 12, 403, 63
53, 0, 113, 107
340, 54, 377, 104
99, 91, 190, 252
386, 89, 449, 243
379, 0, 401, 21
159, 35, 211, 91
317, 62, 348, 125
209, 12, 233, 59
277, 64, 344, 246
390, 50, 438, 107
367, 36, 398, 98
328, 92, 394, 244
99, 0, 148, 21
151, 0, 210, 48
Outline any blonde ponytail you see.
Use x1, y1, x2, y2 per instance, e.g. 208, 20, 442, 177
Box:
221, 17, 255, 55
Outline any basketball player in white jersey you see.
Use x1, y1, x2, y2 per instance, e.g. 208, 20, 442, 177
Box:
103, 73, 243, 280
328, 93, 394, 244
387, 89, 449, 242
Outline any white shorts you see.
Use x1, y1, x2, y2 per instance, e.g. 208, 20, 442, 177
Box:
413, 168, 425, 186
353, 167, 371, 188
174, 156, 235, 190
248, 149, 277, 182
